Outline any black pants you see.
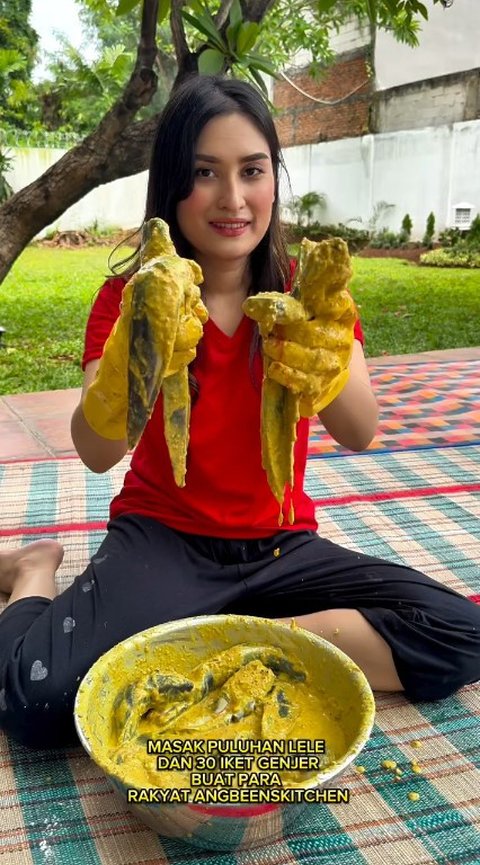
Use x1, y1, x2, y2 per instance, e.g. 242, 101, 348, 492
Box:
1, 514, 479, 748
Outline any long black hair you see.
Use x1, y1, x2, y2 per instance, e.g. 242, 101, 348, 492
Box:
112, 74, 291, 295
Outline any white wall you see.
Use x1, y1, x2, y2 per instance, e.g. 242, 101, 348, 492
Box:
288, 14, 369, 71
6, 147, 148, 237
375, 0, 480, 90
7, 120, 480, 241
280, 120, 480, 239
329, 16, 370, 55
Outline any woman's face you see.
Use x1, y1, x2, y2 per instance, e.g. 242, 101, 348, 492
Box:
176, 112, 276, 266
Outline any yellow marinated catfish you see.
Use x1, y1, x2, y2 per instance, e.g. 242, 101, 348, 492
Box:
113, 644, 306, 747
83, 216, 206, 483
243, 238, 356, 522
242, 294, 305, 521
127, 219, 207, 485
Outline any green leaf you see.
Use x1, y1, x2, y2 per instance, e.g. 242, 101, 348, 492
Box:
198, 47, 225, 74
415, 2, 429, 19
226, 21, 241, 53
111, 54, 132, 78
0, 49, 25, 76
316, 0, 338, 12
188, 0, 219, 30
181, 10, 226, 51
383, 0, 400, 13
365, 0, 377, 22
246, 65, 268, 97
115, 0, 141, 16
188, 0, 206, 16
243, 52, 277, 77
229, 0, 242, 28
158, 0, 171, 25
236, 22, 259, 55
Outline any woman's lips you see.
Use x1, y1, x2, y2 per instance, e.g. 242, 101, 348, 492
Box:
209, 221, 250, 237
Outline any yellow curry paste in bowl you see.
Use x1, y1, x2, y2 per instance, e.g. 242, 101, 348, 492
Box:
75, 614, 375, 852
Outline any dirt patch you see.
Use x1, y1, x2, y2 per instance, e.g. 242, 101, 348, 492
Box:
33, 229, 139, 249
357, 247, 433, 263
33, 232, 435, 263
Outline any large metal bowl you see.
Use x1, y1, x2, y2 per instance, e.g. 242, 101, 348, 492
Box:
74, 614, 375, 852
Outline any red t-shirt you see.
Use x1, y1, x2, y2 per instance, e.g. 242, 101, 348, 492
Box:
82, 272, 364, 538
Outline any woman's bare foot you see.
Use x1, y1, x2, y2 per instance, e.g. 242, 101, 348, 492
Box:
0, 539, 64, 598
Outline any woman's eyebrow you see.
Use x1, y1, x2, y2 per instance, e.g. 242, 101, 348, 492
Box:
195, 152, 270, 163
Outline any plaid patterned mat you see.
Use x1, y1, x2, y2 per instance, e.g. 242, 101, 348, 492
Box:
309, 357, 480, 454
1, 443, 479, 864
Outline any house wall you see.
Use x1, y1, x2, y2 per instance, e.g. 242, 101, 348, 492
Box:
273, 1, 480, 143
274, 55, 372, 147
279, 120, 480, 239
373, 69, 480, 133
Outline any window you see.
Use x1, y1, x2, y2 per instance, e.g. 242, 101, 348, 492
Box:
453, 205, 474, 229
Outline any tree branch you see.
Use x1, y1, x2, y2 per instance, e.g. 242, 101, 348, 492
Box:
81, 0, 159, 151
170, 0, 191, 67
103, 115, 160, 181
241, 0, 277, 23
215, 0, 235, 29
139, 0, 161, 66
0, 0, 164, 283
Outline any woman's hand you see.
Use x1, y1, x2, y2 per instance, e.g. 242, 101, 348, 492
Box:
262, 298, 357, 417
164, 284, 208, 377
318, 340, 379, 451
71, 359, 129, 472
82, 219, 205, 447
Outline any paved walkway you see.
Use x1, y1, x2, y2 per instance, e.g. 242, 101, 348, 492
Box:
0, 347, 478, 461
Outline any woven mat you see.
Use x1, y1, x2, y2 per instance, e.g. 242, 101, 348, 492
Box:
309, 357, 480, 454
1, 441, 479, 864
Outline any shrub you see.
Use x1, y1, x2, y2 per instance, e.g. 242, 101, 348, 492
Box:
422, 212, 436, 248
467, 214, 480, 247
437, 218, 480, 251
286, 192, 326, 227
0, 147, 13, 204
347, 200, 395, 236
420, 248, 480, 268
399, 213, 413, 244
438, 227, 464, 247
282, 222, 370, 253
370, 228, 402, 249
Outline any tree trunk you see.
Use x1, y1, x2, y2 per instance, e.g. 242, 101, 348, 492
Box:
0, 0, 162, 285
0, 0, 279, 283
0, 115, 162, 283
0, 53, 202, 283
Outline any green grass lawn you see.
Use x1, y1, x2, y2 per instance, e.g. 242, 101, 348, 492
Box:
350, 257, 479, 357
0, 246, 127, 395
0, 247, 478, 395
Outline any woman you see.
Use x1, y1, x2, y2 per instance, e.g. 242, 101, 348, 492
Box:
1, 75, 479, 748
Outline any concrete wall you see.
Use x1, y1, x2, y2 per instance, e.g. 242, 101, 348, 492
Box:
274, 1, 480, 144
279, 120, 480, 239
329, 17, 370, 55
373, 69, 480, 133
288, 15, 370, 72
6, 147, 148, 236
6, 122, 479, 242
